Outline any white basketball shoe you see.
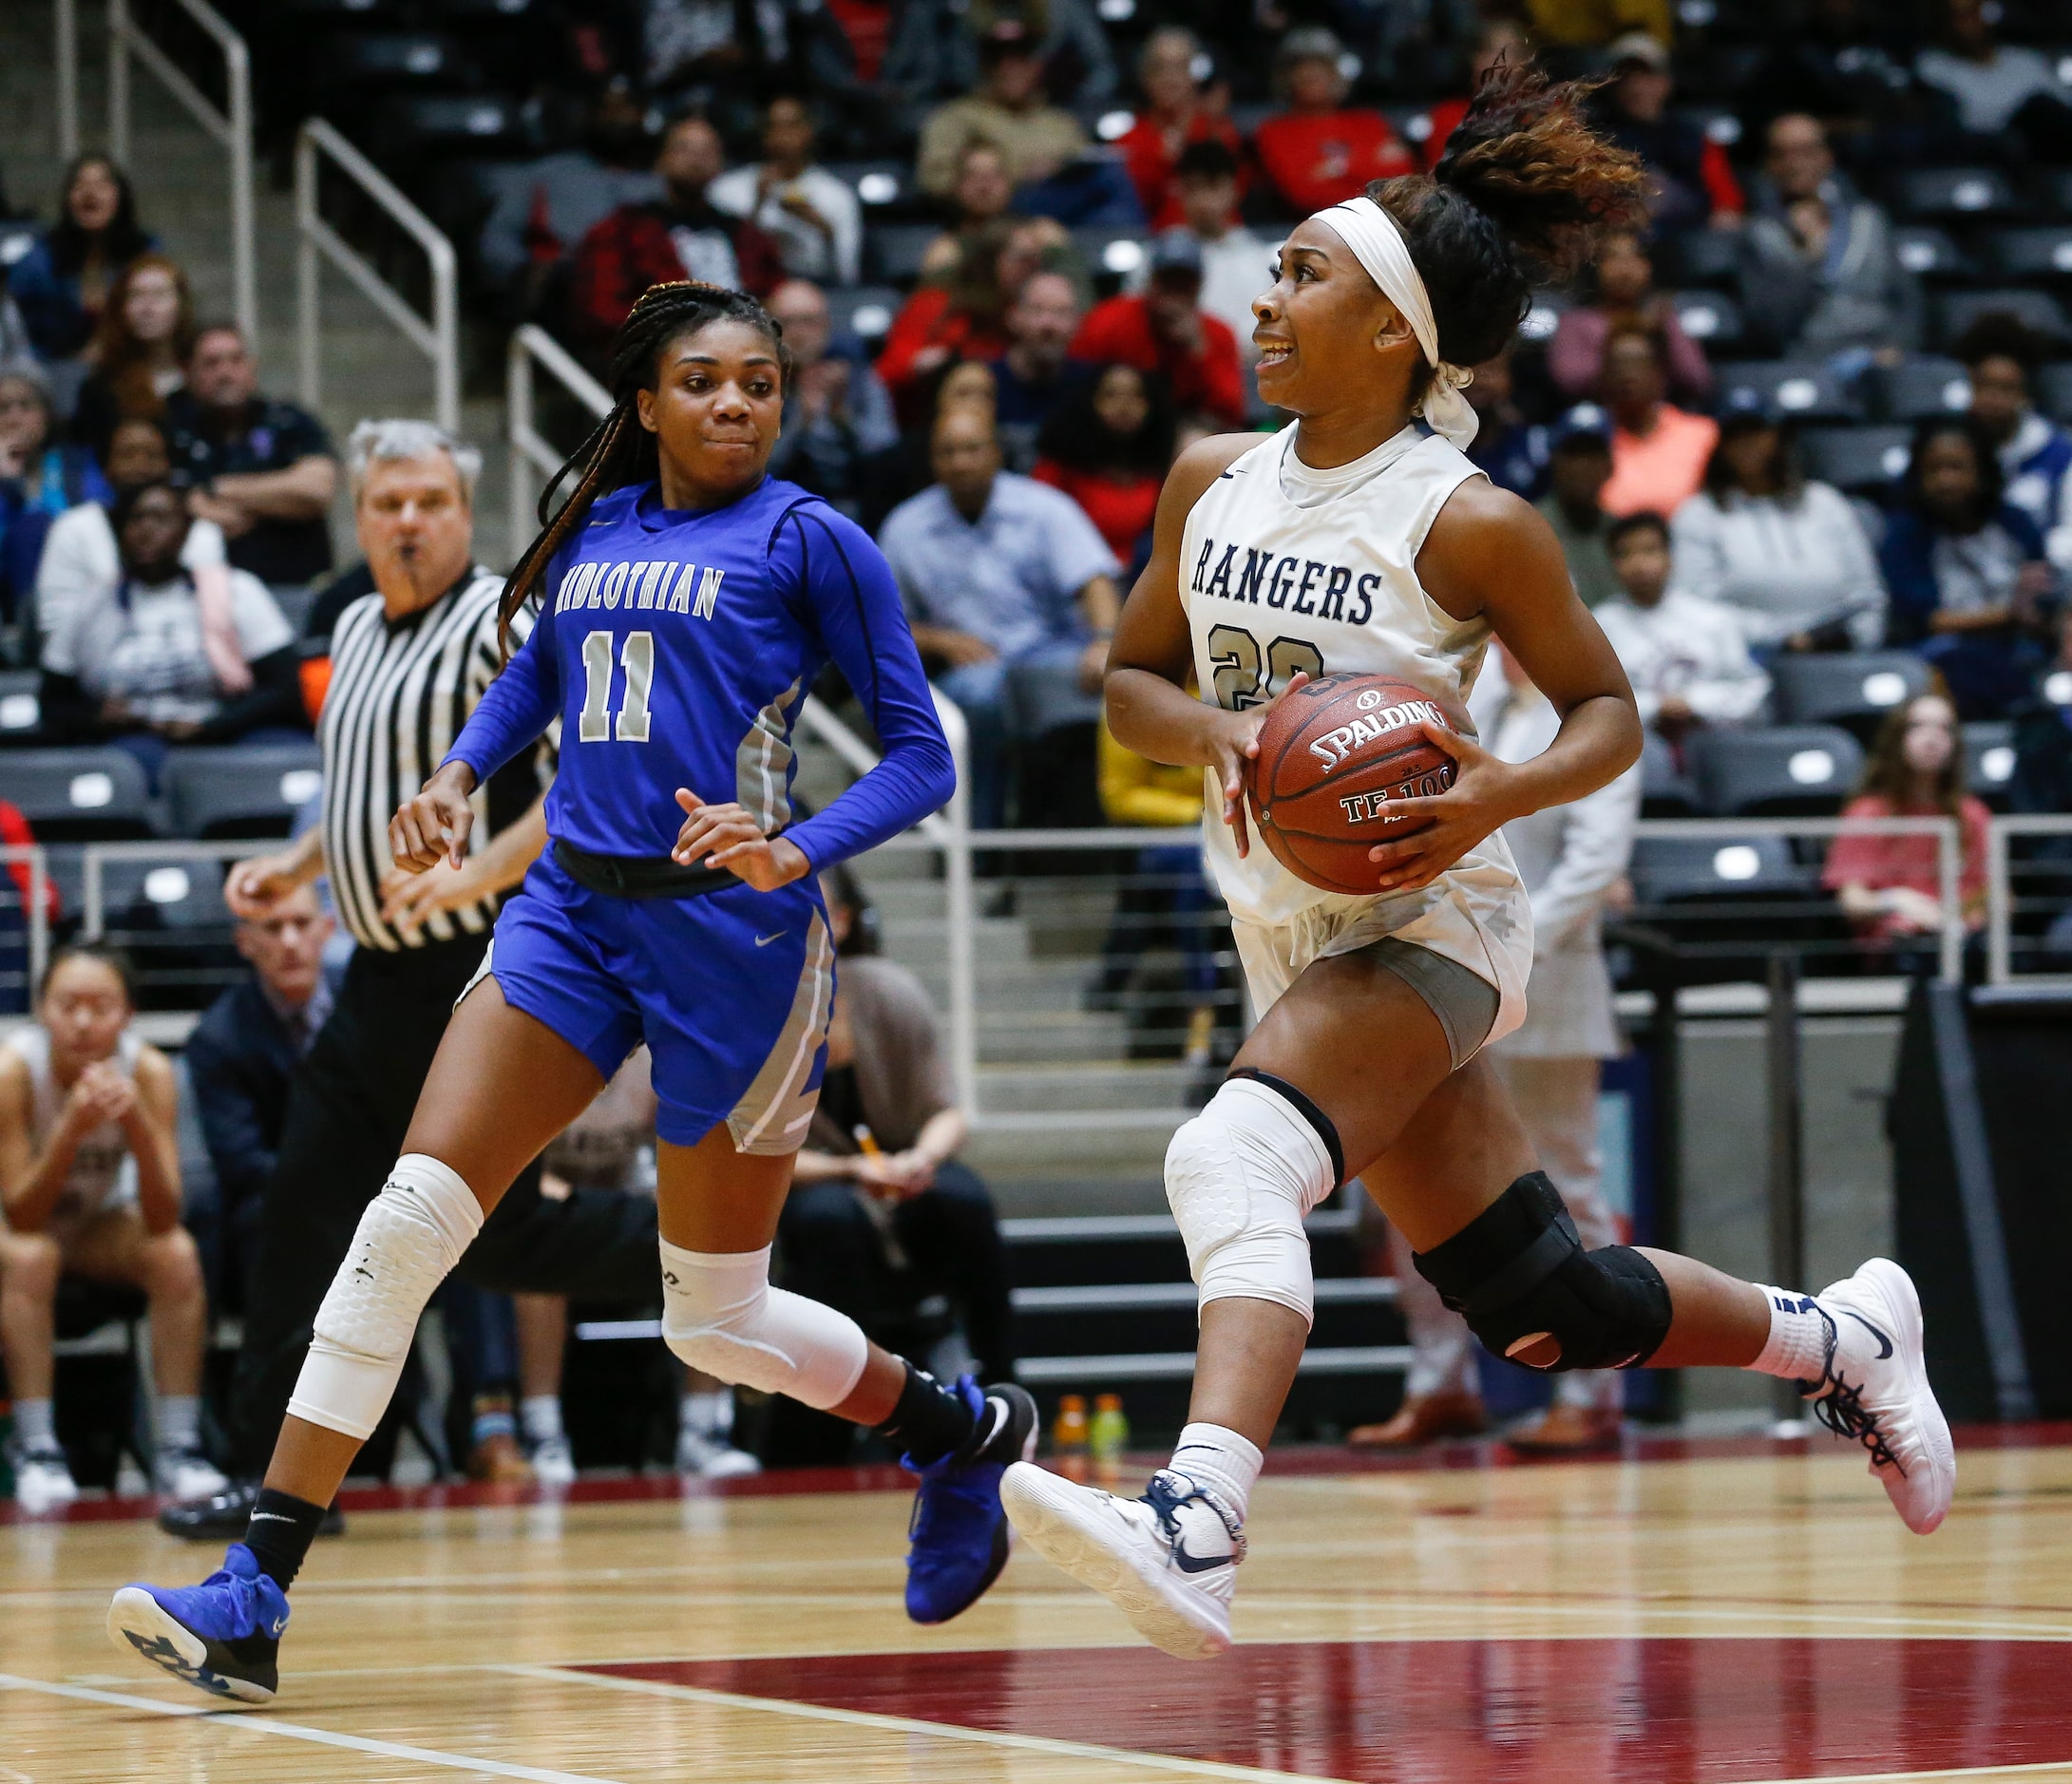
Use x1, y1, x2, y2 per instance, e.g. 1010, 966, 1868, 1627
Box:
1806, 1258, 1956, 1535
1000, 1462, 1244, 1659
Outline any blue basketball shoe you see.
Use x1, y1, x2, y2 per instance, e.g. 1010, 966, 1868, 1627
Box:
107, 1542, 288, 1704
903, 1377, 1036, 1623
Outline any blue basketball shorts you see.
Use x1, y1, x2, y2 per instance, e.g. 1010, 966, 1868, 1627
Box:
467, 847, 835, 1152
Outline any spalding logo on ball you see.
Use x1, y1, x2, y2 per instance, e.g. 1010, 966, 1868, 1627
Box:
1246, 673, 1457, 895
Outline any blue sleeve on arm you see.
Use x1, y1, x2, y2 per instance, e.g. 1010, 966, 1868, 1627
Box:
776, 505, 956, 871
444, 576, 562, 785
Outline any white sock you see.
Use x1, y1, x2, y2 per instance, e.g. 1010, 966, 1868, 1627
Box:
521, 1395, 564, 1445
1168, 1422, 1263, 1524
155, 1395, 200, 1452
1745, 1285, 1835, 1385
12, 1398, 55, 1452
680, 1390, 732, 1440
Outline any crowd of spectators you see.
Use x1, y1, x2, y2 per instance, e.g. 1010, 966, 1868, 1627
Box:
11, 0, 2072, 1492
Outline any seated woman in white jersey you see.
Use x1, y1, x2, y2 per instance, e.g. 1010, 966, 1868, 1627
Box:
999, 59, 1956, 1660
0, 945, 226, 1511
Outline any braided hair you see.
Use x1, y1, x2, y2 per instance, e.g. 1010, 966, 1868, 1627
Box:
498, 281, 793, 654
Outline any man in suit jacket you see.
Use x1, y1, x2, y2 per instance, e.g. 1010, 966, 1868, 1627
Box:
183, 883, 335, 1315
1354, 647, 1644, 1453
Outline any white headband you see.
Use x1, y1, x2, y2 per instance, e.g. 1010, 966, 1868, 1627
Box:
1313, 196, 1478, 450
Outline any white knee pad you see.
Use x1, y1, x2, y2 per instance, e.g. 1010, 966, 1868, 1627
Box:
288, 1155, 484, 1441
658, 1240, 868, 1412
1166, 1077, 1334, 1328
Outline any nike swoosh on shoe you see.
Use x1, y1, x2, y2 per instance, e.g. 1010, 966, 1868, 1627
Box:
1838, 1308, 1894, 1359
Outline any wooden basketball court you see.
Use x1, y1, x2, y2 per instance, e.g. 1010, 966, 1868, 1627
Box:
8, 1428, 2072, 1782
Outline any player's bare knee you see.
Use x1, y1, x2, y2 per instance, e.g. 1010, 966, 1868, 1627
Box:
141, 1225, 203, 1299
1166, 1073, 1341, 1327
1, 1230, 63, 1300
1412, 1171, 1672, 1374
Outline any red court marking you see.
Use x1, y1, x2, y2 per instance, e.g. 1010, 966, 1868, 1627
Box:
8, 1422, 2071, 1527
582, 1639, 2072, 1782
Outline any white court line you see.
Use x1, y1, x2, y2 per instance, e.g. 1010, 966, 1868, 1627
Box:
503, 1661, 1354, 1783
0, 1672, 626, 1784
1773, 1764, 2072, 1783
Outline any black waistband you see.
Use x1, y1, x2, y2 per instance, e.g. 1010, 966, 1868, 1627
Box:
552, 838, 732, 901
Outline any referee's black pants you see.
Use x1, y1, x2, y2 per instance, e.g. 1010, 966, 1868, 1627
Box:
226, 932, 658, 1478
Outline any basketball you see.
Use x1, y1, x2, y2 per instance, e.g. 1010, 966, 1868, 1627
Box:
1245, 674, 1459, 895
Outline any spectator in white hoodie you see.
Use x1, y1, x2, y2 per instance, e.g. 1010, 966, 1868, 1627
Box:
1594, 511, 1770, 747
1669, 391, 1885, 653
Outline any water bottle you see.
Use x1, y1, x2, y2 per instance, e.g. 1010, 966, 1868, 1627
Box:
1089, 1393, 1129, 1477
1052, 1394, 1090, 1479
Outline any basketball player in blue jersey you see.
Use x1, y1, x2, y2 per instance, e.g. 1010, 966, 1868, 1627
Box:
109, 282, 1037, 1704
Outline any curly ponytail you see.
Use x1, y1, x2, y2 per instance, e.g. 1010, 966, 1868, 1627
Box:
1365, 57, 1649, 402
497, 280, 793, 655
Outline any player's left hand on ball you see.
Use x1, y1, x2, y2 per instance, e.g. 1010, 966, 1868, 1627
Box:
1364, 721, 1521, 893
673, 789, 810, 892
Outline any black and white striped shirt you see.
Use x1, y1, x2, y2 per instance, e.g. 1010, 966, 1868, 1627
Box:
318, 566, 538, 952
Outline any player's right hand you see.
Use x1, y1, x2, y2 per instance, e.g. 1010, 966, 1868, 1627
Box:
391, 762, 478, 874
1209, 671, 1310, 859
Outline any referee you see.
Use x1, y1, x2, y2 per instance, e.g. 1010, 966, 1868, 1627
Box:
164, 419, 657, 1533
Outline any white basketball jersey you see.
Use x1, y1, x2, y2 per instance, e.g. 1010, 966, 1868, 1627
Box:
1178, 424, 1533, 1030
5, 1026, 142, 1237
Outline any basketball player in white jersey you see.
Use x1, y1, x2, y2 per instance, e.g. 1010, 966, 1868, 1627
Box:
1000, 62, 1954, 1658
0, 946, 226, 1510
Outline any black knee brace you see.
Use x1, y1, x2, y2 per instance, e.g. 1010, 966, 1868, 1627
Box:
1411, 1172, 1672, 1373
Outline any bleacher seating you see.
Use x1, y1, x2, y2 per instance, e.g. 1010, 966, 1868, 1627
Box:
1639, 730, 1700, 819
1715, 361, 1861, 425
0, 669, 42, 742
1767, 653, 1933, 742
1689, 725, 1865, 818
1878, 356, 1970, 424
4, 749, 156, 842
1932, 288, 2069, 351
1799, 426, 1911, 496
1893, 167, 2024, 223
1629, 833, 1814, 906
164, 745, 322, 840
1965, 721, 2020, 810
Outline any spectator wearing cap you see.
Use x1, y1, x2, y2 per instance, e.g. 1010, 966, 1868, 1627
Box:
1589, 33, 1743, 236
764, 278, 899, 522
709, 95, 863, 288
1463, 346, 1549, 501
1671, 390, 1886, 653
917, 21, 1091, 200
570, 115, 786, 350
1549, 231, 1711, 408
1598, 322, 1718, 521
1594, 511, 1769, 747
1251, 28, 1417, 217
1881, 415, 2056, 720
1419, 20, 1534, 171
1955, 313, 2072, 572
993, 269, 1084, 471
1916, 0, 2072, 164
1118, 28, 1245, 231
1537, 406, 1622, 609
1737, 114, 1919, 364
1170, 141, 1270, 367
165, 324, 337, 591
878, 404, 1121, 830
1071, 231, 1246, 429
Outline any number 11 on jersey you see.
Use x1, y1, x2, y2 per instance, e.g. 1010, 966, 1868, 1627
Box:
579, 629, 654, 742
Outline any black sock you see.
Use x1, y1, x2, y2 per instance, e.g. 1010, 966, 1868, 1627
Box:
874, 1362, 978, 1467
242, 1489, 328, 1593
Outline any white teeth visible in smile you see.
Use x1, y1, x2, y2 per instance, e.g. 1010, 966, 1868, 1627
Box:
1259, 347, 1291, 363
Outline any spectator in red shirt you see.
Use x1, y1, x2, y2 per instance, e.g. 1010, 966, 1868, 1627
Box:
1117, 27, 1245, 232
569, 115, 785, 349
1034, 362, 1174, 564
1420, 19, 1534, 171
1071, 231, 1246, 428
1251, 27, 1416, 217
877, 217, 1022, 411
1823, 690, 1991, 946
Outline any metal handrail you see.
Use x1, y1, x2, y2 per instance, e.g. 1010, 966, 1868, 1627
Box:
1986, 812, 2072, 987
296, 119, 459, 432
0, 845, 52, 997
505, 324, 610, 564
106, 0, 256, 347
77, 837, 268, 939
53, 0, 80, 159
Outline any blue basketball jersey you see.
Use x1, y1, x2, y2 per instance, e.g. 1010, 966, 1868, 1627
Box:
447, 477, 953, 871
